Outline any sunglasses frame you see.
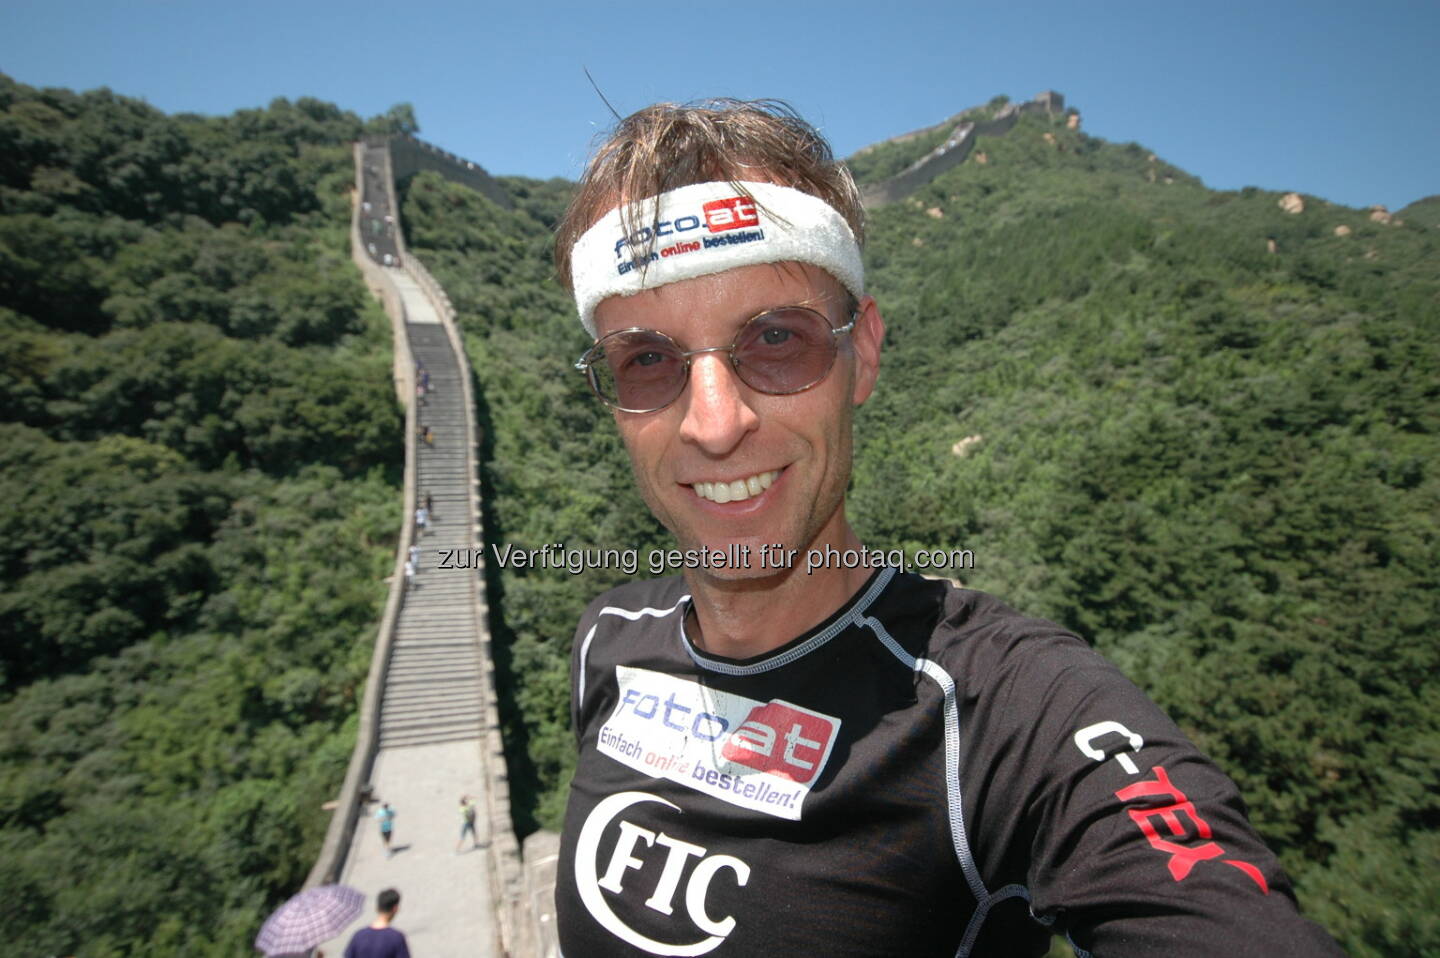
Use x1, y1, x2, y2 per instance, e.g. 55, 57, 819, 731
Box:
575, 306, 858, 414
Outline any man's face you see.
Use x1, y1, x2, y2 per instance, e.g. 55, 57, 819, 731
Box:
593, 262, 882, 581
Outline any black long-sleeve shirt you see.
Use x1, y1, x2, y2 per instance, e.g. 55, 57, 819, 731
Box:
556, 567, 1345, 956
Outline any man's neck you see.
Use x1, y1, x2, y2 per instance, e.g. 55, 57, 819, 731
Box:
684, 524, 871, 659
371, 912, 394, 929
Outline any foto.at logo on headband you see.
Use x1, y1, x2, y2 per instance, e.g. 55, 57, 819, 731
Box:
612, 195, 761, 259
702, 197, 760, 232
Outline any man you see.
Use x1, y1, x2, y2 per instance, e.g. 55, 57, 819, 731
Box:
457, 793, 481, 852
374, 801, 396, 858
343, 887, 409, 958
552, 100, 1344, 956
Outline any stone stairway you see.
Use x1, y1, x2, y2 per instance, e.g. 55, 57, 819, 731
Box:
313, 139, 518, 958
378, 322, 486, 750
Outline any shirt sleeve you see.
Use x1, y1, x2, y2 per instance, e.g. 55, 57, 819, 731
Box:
960, 624, 1346, 956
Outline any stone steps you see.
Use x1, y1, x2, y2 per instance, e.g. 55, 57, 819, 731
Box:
372, 317, 486, 750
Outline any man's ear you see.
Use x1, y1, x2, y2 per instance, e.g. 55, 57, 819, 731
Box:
849, 295, 885, 407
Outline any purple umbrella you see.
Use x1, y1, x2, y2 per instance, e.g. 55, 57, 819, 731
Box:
255, 884, 366, 956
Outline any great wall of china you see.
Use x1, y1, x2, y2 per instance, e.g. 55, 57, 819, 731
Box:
859, 90, 1072, 207
303, 133, 532, 957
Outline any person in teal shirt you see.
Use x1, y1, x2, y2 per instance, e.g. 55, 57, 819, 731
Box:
374, 802, 396, 858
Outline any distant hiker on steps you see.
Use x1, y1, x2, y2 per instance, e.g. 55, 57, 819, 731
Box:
456, 794, 481, 852
374, 802, 397, 858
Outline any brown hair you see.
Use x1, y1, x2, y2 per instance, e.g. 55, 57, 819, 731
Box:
554, 98, 864, 294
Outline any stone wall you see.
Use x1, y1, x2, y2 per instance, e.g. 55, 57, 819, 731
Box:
307, 137, 531, 955
859, 92, 1073, 208
394, 241, 532, 958
304, 141, 419, 891
383, 134, 530, 953
383, 133, 514, 208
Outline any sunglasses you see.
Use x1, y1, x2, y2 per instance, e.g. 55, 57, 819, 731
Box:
576, 306, 857, 413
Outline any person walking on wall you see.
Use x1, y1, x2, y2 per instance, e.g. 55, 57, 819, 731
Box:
374, 802, 397, 858
456, 794, 481, 852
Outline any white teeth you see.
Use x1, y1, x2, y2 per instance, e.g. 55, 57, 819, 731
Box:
692, 470, 780, 504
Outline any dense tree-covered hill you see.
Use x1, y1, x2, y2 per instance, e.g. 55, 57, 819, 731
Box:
0, 75, 410, 955
398, 105, 1437, 958
1399, 194, 1440, 231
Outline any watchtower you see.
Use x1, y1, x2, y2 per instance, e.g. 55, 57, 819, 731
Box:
1034, 90, 1066, 114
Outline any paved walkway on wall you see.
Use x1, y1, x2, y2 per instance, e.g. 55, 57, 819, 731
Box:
318, 274, 498, 957
390, 269, 439, 324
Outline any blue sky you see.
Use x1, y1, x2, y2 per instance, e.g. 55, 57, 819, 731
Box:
3, 0, 1436, 211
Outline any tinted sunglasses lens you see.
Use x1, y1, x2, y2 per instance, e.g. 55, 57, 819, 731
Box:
733, 308, 838, 393
592, 330, 686, 411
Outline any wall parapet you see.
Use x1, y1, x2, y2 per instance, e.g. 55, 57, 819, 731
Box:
383, 133, 514, 209
859, 91, 1072, 208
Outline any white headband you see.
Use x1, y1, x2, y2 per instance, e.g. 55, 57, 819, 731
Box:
570, 181, 864, 336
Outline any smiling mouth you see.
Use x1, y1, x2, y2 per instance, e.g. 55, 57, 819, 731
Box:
691, 469, 781, 504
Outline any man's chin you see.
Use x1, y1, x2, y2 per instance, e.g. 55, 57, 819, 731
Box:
686, 561, 794, 589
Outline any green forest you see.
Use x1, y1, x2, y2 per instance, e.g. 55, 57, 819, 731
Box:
2, 72, 1437, 956
0, 75, 412, 954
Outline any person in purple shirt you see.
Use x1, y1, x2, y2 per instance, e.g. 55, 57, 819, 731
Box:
343, 888, 410, 958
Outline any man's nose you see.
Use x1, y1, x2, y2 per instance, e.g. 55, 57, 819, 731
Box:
678, 352, 759, 454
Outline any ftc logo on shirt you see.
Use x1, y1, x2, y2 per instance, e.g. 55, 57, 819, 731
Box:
597, 667, 841, 820
574, 791, 751, 955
